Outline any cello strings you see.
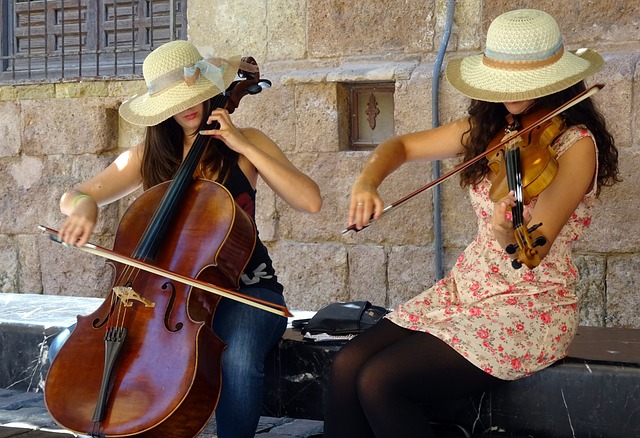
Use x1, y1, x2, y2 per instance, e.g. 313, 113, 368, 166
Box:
105, 88, 233, 330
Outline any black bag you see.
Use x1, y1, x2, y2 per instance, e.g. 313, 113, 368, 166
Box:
297, 301, 389, 335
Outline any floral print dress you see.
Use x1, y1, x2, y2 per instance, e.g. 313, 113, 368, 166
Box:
386, 126, 597, 380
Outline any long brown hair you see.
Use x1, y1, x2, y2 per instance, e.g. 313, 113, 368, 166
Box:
140, 97, 239, 190
459, 81, 620, 196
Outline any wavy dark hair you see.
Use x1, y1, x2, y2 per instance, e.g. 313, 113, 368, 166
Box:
140, 97, 239, 190
459, 81, 620, 196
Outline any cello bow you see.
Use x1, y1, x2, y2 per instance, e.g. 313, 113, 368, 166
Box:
38, 225, 292, 317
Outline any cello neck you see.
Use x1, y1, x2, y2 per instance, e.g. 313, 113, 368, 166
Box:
132, 93, 230, 261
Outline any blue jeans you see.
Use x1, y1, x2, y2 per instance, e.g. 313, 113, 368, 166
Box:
48, 287, 287, 438
212, 287, 287, 438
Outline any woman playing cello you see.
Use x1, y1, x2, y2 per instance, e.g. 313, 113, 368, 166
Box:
325, 9, 619, 437
53, 39, 322, 438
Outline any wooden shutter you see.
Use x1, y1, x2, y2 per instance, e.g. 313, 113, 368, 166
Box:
1, 0, 187, 82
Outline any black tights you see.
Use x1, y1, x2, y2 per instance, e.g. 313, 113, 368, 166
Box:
324, 319, 503, 438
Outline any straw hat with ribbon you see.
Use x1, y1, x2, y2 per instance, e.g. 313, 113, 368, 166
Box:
446, 9, 604, 103
119, 40, 243, 126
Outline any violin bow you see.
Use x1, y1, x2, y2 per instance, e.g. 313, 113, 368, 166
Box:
38, 225, 293, 317
342, 83, 604, 234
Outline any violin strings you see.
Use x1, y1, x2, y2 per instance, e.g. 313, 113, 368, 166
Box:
506, 148, 525, 228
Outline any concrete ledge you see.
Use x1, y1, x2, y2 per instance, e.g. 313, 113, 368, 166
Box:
0, 294, 103, 391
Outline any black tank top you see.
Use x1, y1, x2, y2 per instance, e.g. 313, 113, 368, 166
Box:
221, 163, 284, 294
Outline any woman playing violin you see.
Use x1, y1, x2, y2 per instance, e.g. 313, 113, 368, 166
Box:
54, 40, 322, 438
324, 9, 619, 437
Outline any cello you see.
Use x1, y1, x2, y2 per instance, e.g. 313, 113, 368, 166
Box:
43, 58, 281, 438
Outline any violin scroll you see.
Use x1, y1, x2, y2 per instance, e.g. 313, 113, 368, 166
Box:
507, 223, 547, 269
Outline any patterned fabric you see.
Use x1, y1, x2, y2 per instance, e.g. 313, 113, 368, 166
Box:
386, 125, 597, 380
222, 163, 284, 294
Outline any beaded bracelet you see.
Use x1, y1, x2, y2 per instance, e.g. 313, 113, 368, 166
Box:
71, 194, 92, 208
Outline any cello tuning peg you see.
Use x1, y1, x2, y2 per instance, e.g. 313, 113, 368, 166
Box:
258, 79, 272, 89
247, 84, 263, 95
247, 80, 272, 95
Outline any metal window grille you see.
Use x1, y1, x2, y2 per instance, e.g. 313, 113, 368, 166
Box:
0, 0, 187, 83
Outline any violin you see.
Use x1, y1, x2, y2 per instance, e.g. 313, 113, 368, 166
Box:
486, 105, 567, 269
42, 58, 281, 438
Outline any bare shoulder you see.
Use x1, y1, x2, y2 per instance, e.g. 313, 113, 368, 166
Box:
239, 127, 281, 152
239, 126, 266, 139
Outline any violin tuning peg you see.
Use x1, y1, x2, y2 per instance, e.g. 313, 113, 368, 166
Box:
505, 244, 518, 255
511, 259, 523, 269
533, 236, 547, 247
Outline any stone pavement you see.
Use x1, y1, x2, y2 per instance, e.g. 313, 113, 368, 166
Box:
0, 388, 324, 438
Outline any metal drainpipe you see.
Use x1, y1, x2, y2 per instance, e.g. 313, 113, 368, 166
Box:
431, 0, 456, 280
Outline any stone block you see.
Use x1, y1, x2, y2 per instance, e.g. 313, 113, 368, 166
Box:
231, 74, 297, 155
394, 64, 434, 135
446, 0, 483, 51
269, 242, 348, 310
21, 98, 120, 156
275, 152, 357, 243
308, 1, 433, 58
188, 0, 268, 62
0, 86, 18, 101
266, 0, 307, 61
294, 83, 339, 153
0, 154, 118, 236
13, 84, 55, 100
0, 102, 21, 157
347, 245, 387, 305
0, 236, 18, 294
55, 81, 110, 98
387, 244, 436, 307
576, 148, 640, 253
606, 253, 640, 328
589, 53, 634, 149
16, 235, 43, 295
573, 254, 606, 327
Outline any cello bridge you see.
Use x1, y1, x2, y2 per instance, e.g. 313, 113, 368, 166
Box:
113, 286, 155, 308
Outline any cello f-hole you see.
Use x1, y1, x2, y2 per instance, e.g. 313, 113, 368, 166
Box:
162, 282, 184, 332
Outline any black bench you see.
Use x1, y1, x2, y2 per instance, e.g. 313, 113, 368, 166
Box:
263, 325, 640, 438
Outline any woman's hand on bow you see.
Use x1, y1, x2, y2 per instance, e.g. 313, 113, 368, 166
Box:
348, 180, 385, 231
58, 192, 98, 247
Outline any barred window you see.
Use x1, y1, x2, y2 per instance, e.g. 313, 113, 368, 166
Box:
0, 0, 187, 83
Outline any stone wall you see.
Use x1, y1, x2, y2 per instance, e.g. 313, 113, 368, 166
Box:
0, 0, 638, 328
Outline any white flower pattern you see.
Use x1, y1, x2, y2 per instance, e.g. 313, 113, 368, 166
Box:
241, 262, 274, 286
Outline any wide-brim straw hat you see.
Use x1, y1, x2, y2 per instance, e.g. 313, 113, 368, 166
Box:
119, 40, 241, 126
446, 9, 604, 103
